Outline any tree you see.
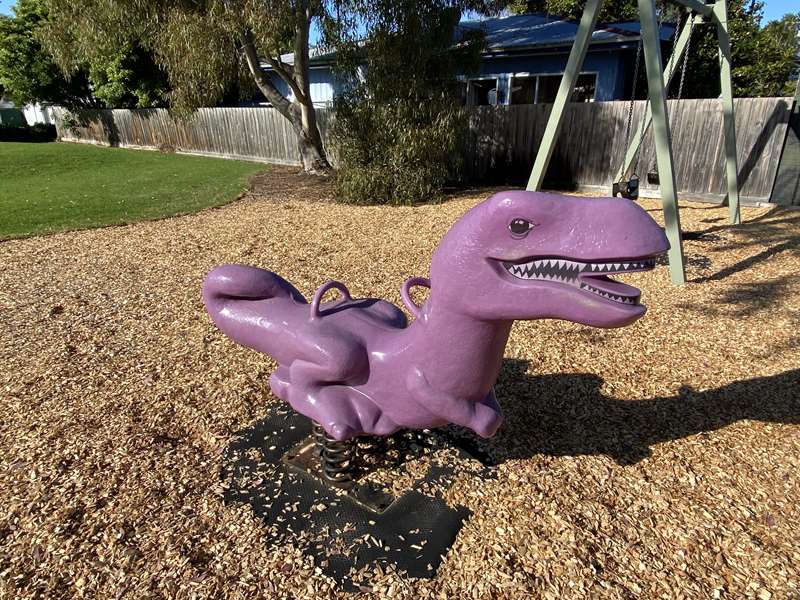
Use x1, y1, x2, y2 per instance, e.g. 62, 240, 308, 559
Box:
42, 0, 333, 174
506, 0, 639, 23
681, 1, 799, 98
85, 43, 169, 109
745, 12, 799, 97
329, 0, 488, 203
0, 0, 95, 107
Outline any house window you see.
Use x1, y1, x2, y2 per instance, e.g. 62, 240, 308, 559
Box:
510, 76, 537, 105
534, 73, 597, 104
572, 74, 597, 102
469, 78, 498, 106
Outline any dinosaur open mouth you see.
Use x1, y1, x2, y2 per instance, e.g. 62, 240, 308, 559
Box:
499, 257, 657, 305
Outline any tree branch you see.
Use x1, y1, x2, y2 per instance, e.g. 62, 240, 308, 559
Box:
262, 52, 308, 104
240, 31, 294, 119
293, 0, 312, 100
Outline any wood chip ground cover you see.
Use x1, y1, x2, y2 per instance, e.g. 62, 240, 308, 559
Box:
0, 170, 798, 599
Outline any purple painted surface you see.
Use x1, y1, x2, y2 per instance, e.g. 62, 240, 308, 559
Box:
203, 191, 669, 440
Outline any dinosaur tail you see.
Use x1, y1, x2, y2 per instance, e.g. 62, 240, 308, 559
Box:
202, 264, 307, 318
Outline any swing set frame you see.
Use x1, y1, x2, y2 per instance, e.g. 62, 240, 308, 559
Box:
526, 0, 742, 285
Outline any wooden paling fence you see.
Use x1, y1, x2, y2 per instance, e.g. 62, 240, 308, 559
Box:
54, 97, 793, 202
54, 107, 332, 167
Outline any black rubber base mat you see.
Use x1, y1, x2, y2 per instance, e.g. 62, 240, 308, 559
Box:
221, 405, 478, 589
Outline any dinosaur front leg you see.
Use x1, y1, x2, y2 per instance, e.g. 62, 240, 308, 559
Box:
406, 368, 502, 438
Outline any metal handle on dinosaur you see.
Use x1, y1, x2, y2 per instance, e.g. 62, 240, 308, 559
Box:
400, 277, 431, 319
310, 280, 353, 319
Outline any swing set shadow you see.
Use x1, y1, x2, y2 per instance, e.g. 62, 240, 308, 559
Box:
454, 359, 800, 467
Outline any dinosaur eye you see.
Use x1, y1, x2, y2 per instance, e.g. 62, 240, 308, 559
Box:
509, 218, 534, 237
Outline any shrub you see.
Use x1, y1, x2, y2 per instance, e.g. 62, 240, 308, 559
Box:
331, 94, 466, 206
327, 2, 481, 205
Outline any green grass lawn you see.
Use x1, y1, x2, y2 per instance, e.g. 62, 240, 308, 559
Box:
0, 142, 266, 239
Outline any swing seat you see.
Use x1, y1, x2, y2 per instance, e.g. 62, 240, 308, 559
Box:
612, 175, 640, 201
647, 170, 660, 185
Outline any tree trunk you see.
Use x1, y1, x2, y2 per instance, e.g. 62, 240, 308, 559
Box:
292, 99, 331, 175
241, 16, 331, 176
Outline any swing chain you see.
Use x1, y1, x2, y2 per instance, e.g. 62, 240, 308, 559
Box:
677, 12, 695, 102
623, 38, 643, 159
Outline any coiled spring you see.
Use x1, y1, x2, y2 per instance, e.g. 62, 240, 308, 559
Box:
312, 422, 355, 483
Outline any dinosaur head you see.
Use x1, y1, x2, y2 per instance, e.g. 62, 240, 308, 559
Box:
429, 190, 669, 328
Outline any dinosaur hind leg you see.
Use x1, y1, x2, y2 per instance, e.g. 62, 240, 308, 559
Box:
274, 361, 398, 439
268, 366, 291, 402
285, 345, 367, 439
308, 384, 397, 440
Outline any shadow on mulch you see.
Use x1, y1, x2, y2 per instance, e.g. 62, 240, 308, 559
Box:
247, 167, 335, 202
448, 359, 800, 467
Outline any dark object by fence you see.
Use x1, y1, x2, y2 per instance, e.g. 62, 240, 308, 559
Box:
0, 123, 56, 143
0, 108, 26, 128
613, 174, 640, 200
771, 99, 800, 206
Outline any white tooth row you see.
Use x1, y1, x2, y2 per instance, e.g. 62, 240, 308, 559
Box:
512, 259, 584, 272
508, 258, 654, 275
580, 283, 637, 304
507, 265, 580, 285
585, 260, 654, 272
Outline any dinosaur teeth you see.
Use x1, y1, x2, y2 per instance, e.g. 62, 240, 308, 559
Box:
579, 282, 638, 305
502, 256, 652, 306
584, 259, 655, 273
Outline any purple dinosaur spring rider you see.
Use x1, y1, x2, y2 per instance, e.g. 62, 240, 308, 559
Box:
206, 190, 667, 581
205, 190, 667, 448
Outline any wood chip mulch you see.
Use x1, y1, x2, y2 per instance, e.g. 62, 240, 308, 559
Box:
1, 169, 798, 599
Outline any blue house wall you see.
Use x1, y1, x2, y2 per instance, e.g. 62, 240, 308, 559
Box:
267, 68, 338, 107
263, 46, 633, 107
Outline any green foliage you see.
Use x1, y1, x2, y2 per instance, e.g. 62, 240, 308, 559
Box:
330, 1, 484, 204
741, 12, 799, 97
41, 0, 326, 113
0, 0, 94, 107
332, 96, 467, 204
0, 0, 166, 108
506, 0, 640, 23
680, 1, 799, 98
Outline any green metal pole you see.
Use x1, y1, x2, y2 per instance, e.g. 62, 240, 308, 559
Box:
526, 0, 605, 191
714, 0, 741, 224
615, 13, 703, 183
638, 0, 686, 284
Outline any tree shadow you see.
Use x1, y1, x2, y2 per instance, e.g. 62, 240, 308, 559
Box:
72, 108, 161, 148
447, 359, 799, 467
732, 101, 792, 200
686, 207, 800, 283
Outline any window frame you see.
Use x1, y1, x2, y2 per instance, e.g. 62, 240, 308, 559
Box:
466, 77, 501, 107
509, 71, 599, 104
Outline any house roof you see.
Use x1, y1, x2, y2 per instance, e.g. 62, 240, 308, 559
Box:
456, 13, 676, 54
265, 12, 676, 69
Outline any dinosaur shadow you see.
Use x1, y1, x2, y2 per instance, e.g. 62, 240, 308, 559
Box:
448, 359, 800, 467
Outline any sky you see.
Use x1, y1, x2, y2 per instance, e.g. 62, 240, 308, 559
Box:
0, 0, 796, 24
